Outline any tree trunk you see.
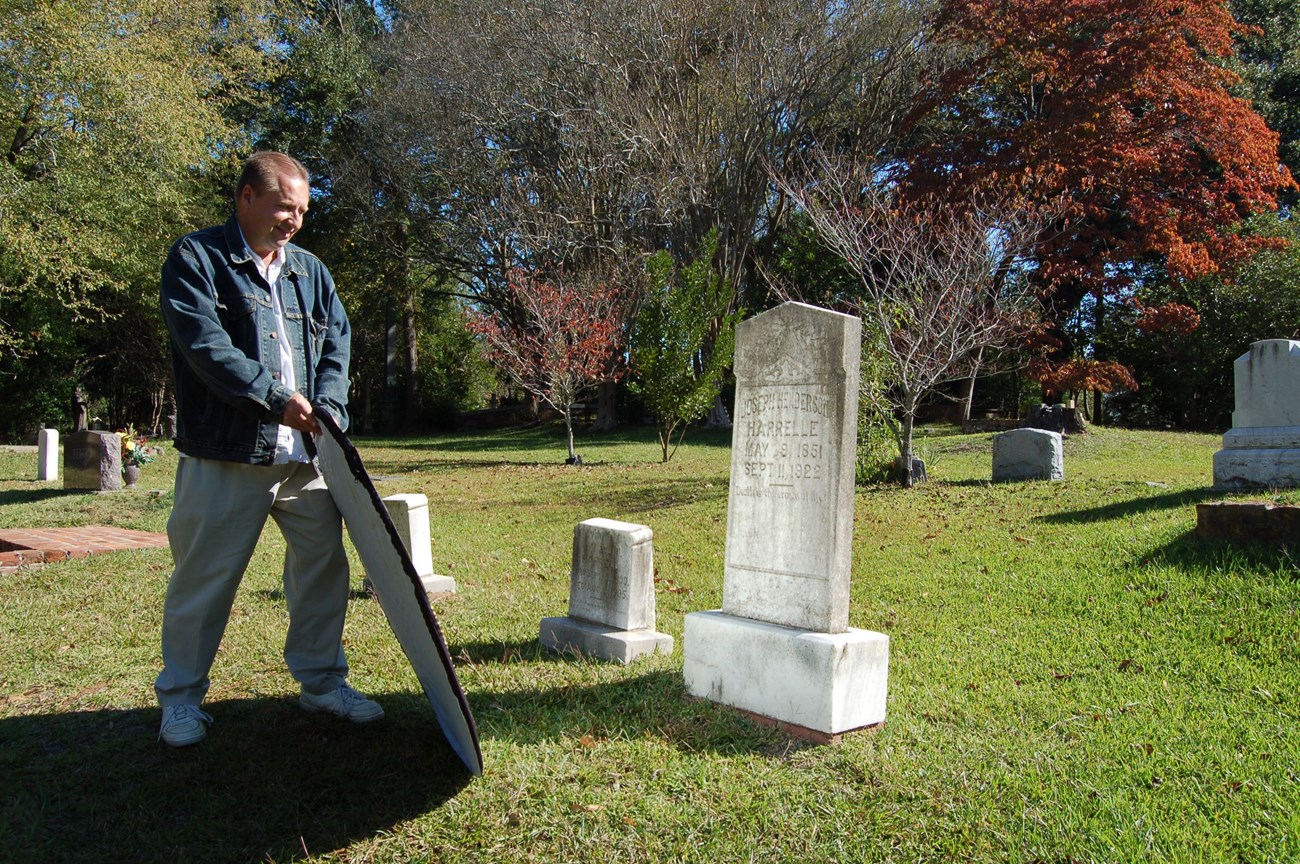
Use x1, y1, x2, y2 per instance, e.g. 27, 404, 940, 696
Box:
563, 410, 578, 463
962, 346, 985, 422
383, 298, 398, 433
704, 394, 732, 429
900, 411, 916, 489
400, 295, 420, 433
592, 379, 618, 431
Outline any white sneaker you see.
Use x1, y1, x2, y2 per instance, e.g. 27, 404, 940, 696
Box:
159, 704, 213, 747
299, 683, 384, 723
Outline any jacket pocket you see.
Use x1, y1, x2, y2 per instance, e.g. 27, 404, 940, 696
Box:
215, 291, 262, 324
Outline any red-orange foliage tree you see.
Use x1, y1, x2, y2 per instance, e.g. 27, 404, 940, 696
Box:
468, 270, 628, 463
901, 0, 1293, 396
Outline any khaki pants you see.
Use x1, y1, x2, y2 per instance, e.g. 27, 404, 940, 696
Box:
154, 456, 350, 706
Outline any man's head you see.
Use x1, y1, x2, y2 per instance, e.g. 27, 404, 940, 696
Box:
235, 151, 311, 263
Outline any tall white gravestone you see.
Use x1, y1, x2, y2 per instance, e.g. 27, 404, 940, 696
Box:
1213, 339, 1300, 489
37, 429, 58, 481
683, 302, 889, 740
540, 518, 673, 663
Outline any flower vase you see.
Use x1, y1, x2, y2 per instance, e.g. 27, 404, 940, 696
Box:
123, 464, 141, 488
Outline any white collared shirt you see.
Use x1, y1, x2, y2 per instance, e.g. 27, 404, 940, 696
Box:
240, 231, 309, 464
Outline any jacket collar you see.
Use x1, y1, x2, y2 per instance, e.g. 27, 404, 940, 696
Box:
223, 214, 307, 276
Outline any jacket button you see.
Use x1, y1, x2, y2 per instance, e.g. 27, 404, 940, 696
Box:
270, 331, 278, 339
272, 372, 280, 380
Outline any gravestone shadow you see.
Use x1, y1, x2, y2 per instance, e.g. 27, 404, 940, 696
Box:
1035, 487, 1221, 524
0, 694, 472, 863
1136, 527, 1300, 574
0, 488, 84, 505
463, 663, 803, 757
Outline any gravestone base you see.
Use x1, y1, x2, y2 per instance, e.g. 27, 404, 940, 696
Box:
422, 574, 457, 594
540, 616, 673, 664
683, 610, 888, 736
733, 707, 882, 745
1212, 448, 1300, 490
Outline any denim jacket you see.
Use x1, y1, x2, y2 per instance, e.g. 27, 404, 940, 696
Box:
160, 215, 351, 463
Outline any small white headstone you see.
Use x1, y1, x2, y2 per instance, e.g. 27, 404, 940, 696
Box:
382, 493, 455, 594
992, 428, 1064, 482
540, 518, 672, 663
568, 517, 654, 629
37, 429, 58, 481
1214, 339, 1300, 488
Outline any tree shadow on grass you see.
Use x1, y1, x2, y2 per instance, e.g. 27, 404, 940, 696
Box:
1035, 487, 1223, 525
0, 695, 472, 864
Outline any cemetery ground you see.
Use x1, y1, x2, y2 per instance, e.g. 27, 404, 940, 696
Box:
0, 424, 1296, 864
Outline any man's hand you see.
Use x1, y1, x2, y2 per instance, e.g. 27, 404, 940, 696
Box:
281, 393, 320, 435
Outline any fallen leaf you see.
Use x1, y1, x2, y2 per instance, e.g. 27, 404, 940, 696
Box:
578, 734, 597, 748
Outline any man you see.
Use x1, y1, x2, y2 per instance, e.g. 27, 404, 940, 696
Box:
155, 151, 382, 747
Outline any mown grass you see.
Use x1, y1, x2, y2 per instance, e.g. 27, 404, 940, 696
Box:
0, 424, 1297, 863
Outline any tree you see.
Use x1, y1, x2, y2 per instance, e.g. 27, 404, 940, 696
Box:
468, 270, 629, 463
0, 0, 270, 435
371, 0, 937, 432
629, 233, 741, 462
780, 151, 1041, 487
1105, 213, 1300, 428
900, 0, 1292, 396
1230, 0, 1300, 205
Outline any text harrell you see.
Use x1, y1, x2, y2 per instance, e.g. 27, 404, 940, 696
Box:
737, 386, 832, 485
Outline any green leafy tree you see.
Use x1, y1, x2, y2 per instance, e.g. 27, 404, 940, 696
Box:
0, 0, 269, 435
1106, 214, 1300, 429
1231, 0, 1300, 205
630, 233, 740, 462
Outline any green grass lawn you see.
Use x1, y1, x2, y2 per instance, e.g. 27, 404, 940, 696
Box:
0, 424, 1297, 863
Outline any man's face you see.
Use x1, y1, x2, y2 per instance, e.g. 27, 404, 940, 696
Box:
236, 172, 310, 261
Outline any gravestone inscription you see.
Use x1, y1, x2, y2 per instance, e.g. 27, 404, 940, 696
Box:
723, 301, 860, 633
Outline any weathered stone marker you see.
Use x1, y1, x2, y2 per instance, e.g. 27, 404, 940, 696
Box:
1213, 339, 1300, 489
684, 302, 889, 741
540, 517, 673, 663
63, 430, 121, 492
1196, 501, 1300, 545
382, 493, 456, 594
37, 429, 58, 481
992, 428, 1064, 482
